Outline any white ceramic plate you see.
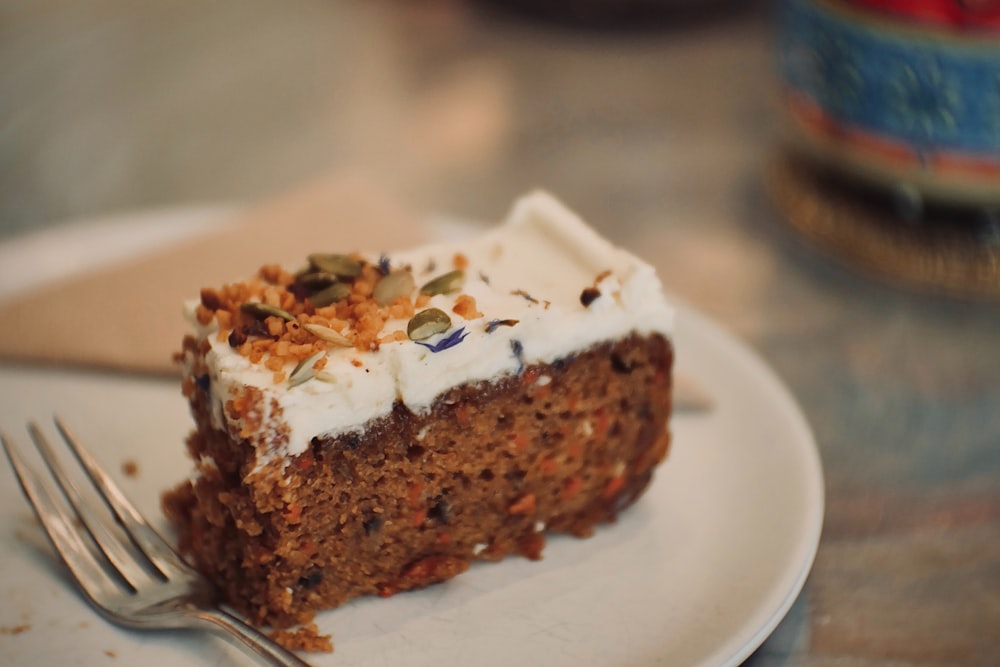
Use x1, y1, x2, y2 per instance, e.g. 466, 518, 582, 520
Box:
0, 209, 823, 667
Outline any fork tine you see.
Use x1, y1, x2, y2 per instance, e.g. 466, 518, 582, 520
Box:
53, 417, 194, 579
28, 422, 160, 590
1, 431, 122, 611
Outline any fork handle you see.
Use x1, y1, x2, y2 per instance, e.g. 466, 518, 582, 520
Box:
193, 609, 314, 667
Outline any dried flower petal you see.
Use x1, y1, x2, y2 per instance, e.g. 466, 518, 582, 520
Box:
485, 319, 519, 333
416, 327, 469, 353
511, 289, 538, 304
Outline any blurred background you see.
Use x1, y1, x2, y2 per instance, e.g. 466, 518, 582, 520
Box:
2, 0, 999, 665
0, 0, 772, 242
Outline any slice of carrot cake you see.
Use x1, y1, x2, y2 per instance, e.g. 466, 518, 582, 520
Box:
162, 191, 675, 630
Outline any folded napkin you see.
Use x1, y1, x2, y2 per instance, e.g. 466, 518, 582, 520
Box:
0, 174, 430, 375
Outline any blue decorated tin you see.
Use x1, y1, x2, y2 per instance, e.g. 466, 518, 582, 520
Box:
777, 0, 1000, 207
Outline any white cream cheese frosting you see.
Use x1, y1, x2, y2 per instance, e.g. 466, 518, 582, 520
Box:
185, 191, 675, 463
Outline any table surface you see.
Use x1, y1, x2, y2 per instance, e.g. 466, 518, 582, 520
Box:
2, 2, 998, 665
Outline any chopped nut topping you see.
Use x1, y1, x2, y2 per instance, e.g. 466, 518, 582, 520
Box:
452, 294, 483, 320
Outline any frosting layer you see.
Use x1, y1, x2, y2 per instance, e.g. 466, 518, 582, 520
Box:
186, 191, 675, 461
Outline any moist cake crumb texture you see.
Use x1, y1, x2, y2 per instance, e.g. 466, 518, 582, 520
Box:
162, 191, 676, 648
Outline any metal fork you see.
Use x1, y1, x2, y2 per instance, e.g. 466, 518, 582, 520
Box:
1, 417, 312, 666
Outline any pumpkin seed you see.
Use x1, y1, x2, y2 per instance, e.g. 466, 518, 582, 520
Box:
309, 282, 351, 307
303, 323, 353, 347
296, 271, 340, 288
314, 370, 338, 383
373, 271, 416, 306
407, 308, 452, 341
240, 302, 295, 321
288, 351, 326, 388
307, 253, 362, 278
420, 269, 465, 296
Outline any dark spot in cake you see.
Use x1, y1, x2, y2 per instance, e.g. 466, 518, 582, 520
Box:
428, 498, 451, 524
504, 468, 527, 482
534, 411, 547, 421
610, 353, 634, 374
406, 444, 426, 462
638, 402, 653, 420
556, 354, 576, 372
479, 468, 495, 481
298, 569, 324, 589
362, 516, 384, 536
580, 287, 601, 307
343, 433, 362, 451
310, 437, 325, 459
610, 421, 622, 437
195, 374, 211, 391
378, 254, 391, 274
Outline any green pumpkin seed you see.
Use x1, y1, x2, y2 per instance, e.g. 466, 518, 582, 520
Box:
240, 302, 295, 321
303, 323, 353, 347
314, 370, 338, 383
307, 253, 362, 278
420, 269, 465, 296
288, 351, 326, 388
407, 308, 452, 341
373, 271, 416, 306
309, 282, 351, 307
296, 271, 340, 288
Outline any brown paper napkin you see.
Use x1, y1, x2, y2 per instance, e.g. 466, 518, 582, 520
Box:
0, 173, 430, 375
